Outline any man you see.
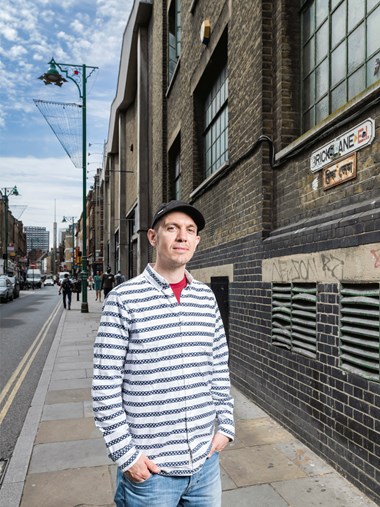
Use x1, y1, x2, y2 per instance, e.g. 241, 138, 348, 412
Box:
92, 200, 234, 507
101, 267, 115, 298
58, 273, 73, 310
115, 270, 125, 286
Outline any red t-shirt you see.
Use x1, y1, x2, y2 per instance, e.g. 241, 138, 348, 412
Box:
170, 276, 187, 303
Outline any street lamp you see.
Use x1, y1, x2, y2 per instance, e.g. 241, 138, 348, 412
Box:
62, 216, 76, 275
1, 186, 19, 274
38, 58, 98, 313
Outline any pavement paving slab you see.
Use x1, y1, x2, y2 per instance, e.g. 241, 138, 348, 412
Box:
52, 360, 94, 371
220, 444, 308, 487
28, 439, 109, 474
50, 368, 88, 381
272, 474, 379, 507
235, 418, 295, 446
222, 484, 289, 507
41, 401, 85, 421
49, 377, 92, 391
274, 440, 334, 475
35, 418, 100, 444
20, 466, 115, 507
45, 387, 91, 404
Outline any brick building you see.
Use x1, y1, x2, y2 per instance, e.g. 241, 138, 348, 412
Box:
102, 0, 380, 501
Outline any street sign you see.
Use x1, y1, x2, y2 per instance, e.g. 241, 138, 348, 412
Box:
310, 118, 375, 172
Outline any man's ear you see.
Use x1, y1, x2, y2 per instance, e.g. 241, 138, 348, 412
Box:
147, 228, 157, 247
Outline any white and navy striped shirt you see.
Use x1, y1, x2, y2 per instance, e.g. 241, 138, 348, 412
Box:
92, 264, 234, 475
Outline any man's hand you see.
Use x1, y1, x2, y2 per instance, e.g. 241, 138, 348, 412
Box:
208, 433, 230, 458
125, 454, 161, 483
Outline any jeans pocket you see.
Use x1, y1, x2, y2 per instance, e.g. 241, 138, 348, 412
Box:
125, 472, 153, 485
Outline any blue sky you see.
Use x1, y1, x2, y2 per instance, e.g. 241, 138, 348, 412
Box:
0, 0, 132, 246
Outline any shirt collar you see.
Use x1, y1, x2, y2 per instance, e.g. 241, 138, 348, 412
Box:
145, 264, 194, 289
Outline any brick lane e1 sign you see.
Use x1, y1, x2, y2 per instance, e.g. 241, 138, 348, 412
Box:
310, 118, 375, 173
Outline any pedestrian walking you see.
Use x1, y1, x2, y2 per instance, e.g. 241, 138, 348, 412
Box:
101, 267, 115, 299
115, 270, 125, 286
94, 270, 102, 302
58, 273, 73, 310
73, 274, 82, 301
92, 200, 234, 507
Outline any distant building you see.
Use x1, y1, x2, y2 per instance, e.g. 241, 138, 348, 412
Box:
24, 226, 49, 253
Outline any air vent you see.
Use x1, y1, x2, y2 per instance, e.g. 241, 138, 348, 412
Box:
340, 283, 380, 381
272, 283, 317, 358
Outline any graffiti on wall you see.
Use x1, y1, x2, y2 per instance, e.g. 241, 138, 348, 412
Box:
370, 248, 380, 269
262, 244, 380, 283
270, 253, 344, 282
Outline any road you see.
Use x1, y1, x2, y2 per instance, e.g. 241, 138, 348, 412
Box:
0, 285, 62, 476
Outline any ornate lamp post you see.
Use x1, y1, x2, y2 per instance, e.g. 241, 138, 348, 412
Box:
1, 186, 19, 274
62, 216, 77, 275
38, 58, 98, 313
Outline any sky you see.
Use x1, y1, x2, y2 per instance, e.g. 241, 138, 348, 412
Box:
0, 0, 133, 248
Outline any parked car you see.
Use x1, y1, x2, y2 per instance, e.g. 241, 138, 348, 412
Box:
44, 276, 54, 286
8, 275, 20, 298
0, 276, 14, 303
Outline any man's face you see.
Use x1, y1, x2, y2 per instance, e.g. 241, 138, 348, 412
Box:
148, 211, 200, 271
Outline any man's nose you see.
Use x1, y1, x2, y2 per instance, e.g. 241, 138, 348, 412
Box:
176, 228, 188, 241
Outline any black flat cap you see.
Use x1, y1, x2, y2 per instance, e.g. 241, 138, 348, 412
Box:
151, 200, 205, 231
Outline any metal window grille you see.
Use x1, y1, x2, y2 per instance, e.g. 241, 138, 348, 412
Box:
272, 283, 317, 358
340, 283, 380, 381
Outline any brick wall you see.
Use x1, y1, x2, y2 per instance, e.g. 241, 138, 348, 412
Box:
189, 203, 380, 502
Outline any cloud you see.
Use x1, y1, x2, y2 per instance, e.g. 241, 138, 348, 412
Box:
0, 104, 6, 128
7, 44, 28, 58
2, 26, 18, 41
1, 156, 85, 243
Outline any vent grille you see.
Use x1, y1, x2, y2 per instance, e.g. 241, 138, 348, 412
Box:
272, 283, 317, 358
340, 283, 380, 380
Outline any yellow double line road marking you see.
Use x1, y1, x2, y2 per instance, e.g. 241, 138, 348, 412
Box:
0, 302, 61, 425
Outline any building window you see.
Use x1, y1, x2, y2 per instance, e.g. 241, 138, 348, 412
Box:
168, 0, 181, 83
301, 0, 380, 131
340, 283, 379, 381
114, 229, 119, 273
169, 136, 181, 200
272, 283, 317, 358
127, 210, 137, 279
204, 65, 228, 179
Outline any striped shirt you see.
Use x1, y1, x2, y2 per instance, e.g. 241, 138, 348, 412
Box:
92, 263, 234, 475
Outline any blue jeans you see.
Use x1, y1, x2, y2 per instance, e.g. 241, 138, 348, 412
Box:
114, 452, 221, 507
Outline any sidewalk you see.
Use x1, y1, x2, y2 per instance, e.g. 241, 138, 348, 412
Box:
0, 288, 377, 507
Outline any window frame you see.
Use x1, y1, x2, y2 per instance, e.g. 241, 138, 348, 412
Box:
301, 0, 380, 131
168, 0, 181, 84
169, 135, 182, 200
203, 65, 229, 179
